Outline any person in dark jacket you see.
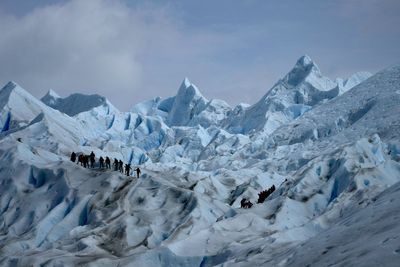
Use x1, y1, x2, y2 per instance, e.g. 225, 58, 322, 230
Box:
118, 160, 123, 173
240, 198, 253, 208
70, 152, 77, 162
78, 154, 84, 166
125, 164, 131, 176
89, 151, 95, 168
135, 167, 141, 178
105, 157, 111, 169
113, 158, 119, 171
99, 156, 105, 168
83, 155, 89, 168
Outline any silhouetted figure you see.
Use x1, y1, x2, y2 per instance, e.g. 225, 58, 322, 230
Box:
135, 167, 141, 178
240, 198, 253, 209
118, 160, 123, 173
83, 155, 89, 168
125, 164, 131, 176
89, 151, 95, 168
105, 157, 111, 169
99, 156, 105, 168
78, 154, 84, 166
113, 158, 118, 171
70, 152, 77, 162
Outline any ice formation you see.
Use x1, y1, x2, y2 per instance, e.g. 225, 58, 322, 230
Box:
1, 56, 399, 266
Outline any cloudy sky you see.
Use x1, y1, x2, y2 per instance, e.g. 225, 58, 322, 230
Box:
0, 0, 399, 110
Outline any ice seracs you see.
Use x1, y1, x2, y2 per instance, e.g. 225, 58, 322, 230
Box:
167, 78, 208, 126
336, 71, 372, 94
0, 57, 398, 266
41, 91, 118, 117
0, 81, 51, 132
286, 54, 337, 91
225, 55, 370, 135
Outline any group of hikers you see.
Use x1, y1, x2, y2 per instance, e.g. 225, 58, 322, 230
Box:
241, 184, 276, 209
70, 151, 278, 209
70, 151, 141, 178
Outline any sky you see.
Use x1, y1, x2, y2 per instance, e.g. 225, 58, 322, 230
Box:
0, 0, 399, 110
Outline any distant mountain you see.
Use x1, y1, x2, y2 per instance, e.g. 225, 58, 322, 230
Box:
225, 55, 371, 134
40, 89, 60, 106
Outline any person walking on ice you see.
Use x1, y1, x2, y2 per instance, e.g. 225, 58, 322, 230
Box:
113, 158, 118, 171
89, 151, 96, 168
105, 156, 111, 169
135, 167, 141, 178
99, 156, 105, 168
125, 164, 131, 176
70, 152, 76, 162
118, 160, 124, 173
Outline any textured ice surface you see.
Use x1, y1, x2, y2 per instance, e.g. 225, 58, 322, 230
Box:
0, 57, 398, 266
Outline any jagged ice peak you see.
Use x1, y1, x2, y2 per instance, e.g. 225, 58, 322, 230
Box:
177, 77, 205, 99
43, 89, 61, 99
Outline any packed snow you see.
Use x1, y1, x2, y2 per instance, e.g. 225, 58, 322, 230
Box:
1, 56, 399, 266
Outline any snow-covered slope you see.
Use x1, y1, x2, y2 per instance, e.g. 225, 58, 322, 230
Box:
1, 58, 398, 267
0, 82, 51, 132
270, 65, 400, 148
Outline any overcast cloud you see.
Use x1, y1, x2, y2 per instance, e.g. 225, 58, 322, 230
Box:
0, 0, 399, 110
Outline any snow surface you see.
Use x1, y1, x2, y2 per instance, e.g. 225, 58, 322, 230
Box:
1, 56, 399, 267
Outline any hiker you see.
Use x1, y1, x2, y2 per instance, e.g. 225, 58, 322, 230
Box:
125, 164, 131, 176
240, 198, 247, 208
240, 198, 253, 209
89, 151, 95, 168
118, 160, 124, 173
135, 167, 141, 178
78, 154, 84, 166
245, 200, 253, 208
105, 157, 111, 169
99, 156, 105, 168
113, 158, 119, 171
70, 152, 77, 162
86, 155, 90, 168
83, 155, 89, 168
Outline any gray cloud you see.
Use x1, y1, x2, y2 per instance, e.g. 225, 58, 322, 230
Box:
0, 0, 399, 110
0, 0, 163, 109
0, 0, 273, 110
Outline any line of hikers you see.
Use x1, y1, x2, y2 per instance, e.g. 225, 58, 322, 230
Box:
240, 184, 276, 209
70, 151, 141, 178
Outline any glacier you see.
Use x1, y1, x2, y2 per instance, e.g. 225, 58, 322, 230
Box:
1, 55, 399, 266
